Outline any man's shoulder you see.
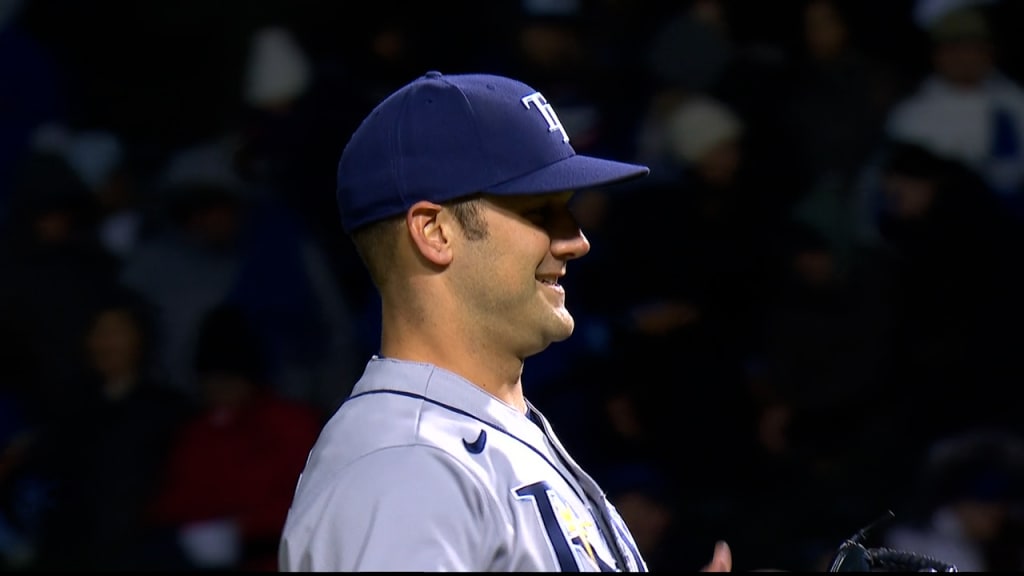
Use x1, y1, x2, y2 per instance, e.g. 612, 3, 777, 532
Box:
289, 410, 497, 519
306, 386, 544, 497
320, 388, 495, 460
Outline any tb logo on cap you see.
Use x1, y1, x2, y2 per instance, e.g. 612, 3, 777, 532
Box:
521, 92, 570, 144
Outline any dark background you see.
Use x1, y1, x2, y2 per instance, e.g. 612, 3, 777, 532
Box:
3, 0, 1024, 571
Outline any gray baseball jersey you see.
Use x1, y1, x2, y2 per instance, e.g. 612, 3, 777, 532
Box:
279, 356, 648, 572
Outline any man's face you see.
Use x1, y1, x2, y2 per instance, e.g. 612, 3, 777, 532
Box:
449, 191, 590, 358
933, 39, 993, 88
87, 308, 142, 379
200, 372, 255, 412
882, 173, 936, 219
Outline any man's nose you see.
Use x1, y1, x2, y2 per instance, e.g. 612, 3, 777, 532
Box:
551, 227, 590, 261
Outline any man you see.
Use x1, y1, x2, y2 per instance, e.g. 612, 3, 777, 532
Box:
278, 70, 732, 572
885, 6, 1024, 213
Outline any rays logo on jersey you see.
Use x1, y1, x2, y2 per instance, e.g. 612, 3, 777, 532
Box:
515, 481, 617, 572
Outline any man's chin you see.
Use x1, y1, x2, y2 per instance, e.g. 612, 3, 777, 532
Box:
526, 320, 575, 357
547, 318, 576, 344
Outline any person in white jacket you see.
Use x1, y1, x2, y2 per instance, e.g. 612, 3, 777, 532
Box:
886, 6, 1024, 203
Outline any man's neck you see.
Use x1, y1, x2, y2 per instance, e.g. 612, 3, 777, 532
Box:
379, 312, 528, 414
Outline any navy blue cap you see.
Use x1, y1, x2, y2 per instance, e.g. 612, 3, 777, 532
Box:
336, 71, 650, 232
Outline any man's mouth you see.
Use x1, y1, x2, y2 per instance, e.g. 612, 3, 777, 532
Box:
537, 276, 565, 294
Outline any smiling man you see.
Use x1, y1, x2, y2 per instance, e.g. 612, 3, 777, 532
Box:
277, 70, 731, 572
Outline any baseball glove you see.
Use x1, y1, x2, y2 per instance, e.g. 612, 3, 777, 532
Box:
827, 511, 958, 572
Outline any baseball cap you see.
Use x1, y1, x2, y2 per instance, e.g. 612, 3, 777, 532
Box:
336, 70, 650, 232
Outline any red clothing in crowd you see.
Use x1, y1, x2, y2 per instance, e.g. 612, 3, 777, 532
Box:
149, 392, 323, 571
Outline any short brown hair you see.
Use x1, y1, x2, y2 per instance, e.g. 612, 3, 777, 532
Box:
447, 195, 487, 241
350, 195, 488, 289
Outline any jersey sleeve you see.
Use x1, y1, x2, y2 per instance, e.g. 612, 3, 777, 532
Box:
281, 444, 507, 571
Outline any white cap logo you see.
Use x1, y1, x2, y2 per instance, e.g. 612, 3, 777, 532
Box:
521, 92, 570, 144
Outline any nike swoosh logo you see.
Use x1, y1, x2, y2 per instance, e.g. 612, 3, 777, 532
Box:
463, 429, 487, 454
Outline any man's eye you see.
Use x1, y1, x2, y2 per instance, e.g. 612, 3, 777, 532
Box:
523, 209, 548, 223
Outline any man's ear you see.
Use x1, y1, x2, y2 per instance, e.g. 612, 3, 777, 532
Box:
406, 201, 453, 266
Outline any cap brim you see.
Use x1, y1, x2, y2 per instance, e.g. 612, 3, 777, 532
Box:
483, 154, 649, 195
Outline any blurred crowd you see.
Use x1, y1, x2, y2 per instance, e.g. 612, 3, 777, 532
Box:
2, 0, 1024, 571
